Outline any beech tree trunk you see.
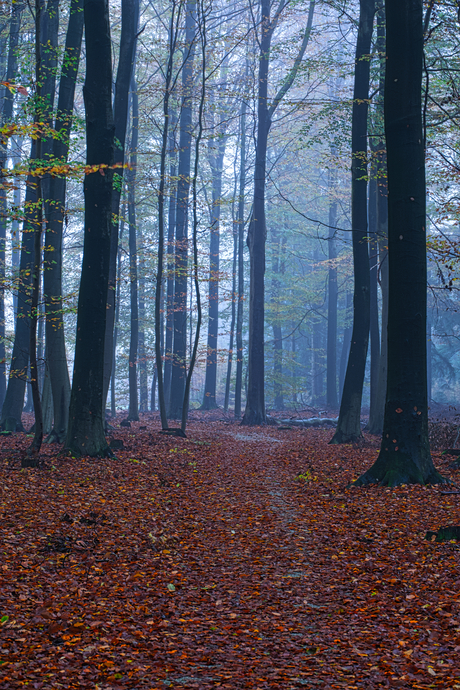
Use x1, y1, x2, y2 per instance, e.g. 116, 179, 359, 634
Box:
64, 0, 114, 457
241, 0, 271, 426
169, 0, 196, 420
1, 1, 58, 431
330, 0, 375, 444
44, 0, 83, 442
201, 131, 226, 410
356, 0, 443, 486
0, 1, 22, 410
326, 164, 339, 408
234, 96, 247, 419
102, 0, 139, 411
127, 79, 139, 422
242, 0, 315, 425
271, 229, 285, 411
163, 112, 177, 410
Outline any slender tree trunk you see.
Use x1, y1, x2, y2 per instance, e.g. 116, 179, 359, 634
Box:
64, 0, 114, 457
365, 4, 387, 435
138, 229, 148, 412
127, 79, 139, 421
242, 0, 271, 426
169, 0, 195, 420
243, 0, 315, 425
234, 96, 247, 419
44, 0, 83, 442
2, 0, 58, 432
326, 166, 339, 408
0, 2, 22, 410
201, 125, 226, 410
356, 0, 443, 485
224, 232, 237, 413
111, 208, 125, 418
367, 174, 380, 418
102, 0, 139, 412
163, 111, 177, 410
330, 0, 375, 444
155, 2, 183, 430
271, 229, 284, 411
180, 0, 206, 436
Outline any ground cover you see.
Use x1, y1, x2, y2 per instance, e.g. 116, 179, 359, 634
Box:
1, 413, 460, 689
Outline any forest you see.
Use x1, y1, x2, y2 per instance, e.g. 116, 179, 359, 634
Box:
1, 0, 460, 688
0, 0, 458, 458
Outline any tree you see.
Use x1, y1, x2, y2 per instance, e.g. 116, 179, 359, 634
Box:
330, 0, 375, 443
168, 0, 196, 420
127, 78, 139, 422
103, 0, 139, 412
242, 0, 315, 425
200, 95, 228, 411
64, 0, 114, 457
355, 0, 443, 486
1, 0, 59, 432
0, 0, 22, 411
44, 0, 84, 442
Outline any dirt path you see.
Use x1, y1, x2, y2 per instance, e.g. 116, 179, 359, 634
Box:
1, 419, 459, 689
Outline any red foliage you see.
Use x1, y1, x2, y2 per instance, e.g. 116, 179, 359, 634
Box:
0, 417, 459, 688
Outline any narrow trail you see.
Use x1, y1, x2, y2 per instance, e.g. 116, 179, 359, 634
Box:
1, 418, 459, 689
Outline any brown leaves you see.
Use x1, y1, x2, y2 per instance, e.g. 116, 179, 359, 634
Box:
0, 415, 459, 687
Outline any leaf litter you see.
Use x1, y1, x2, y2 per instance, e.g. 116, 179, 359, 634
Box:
0, 415, 460, 689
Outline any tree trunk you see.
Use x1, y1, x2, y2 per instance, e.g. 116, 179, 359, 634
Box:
0, 1, 22, 410
365, 5, 387, 435
102, 0, 139, 412
163, 111, 177, 410
271, 229, 285, 411
367, 173, 380, 419
1, 0, 58, 432
234, 96, 247, 419
169, 0, 195, 420
111, 208, 125, 418
224, 226, 237, 413
242, 0, 315, 425
127, 79, 139, 422
367, 148, 389, 435
330, 0, 375, 444
356, 0, 443, 486
241, 0, 271, 426
201, 117, 227, 410
44, 0, 83, 443
138, 229, 148, 412
64, 0, 114, 457
326, 165, 339, 408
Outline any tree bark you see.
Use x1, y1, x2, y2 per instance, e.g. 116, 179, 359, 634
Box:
1, 0, 58, 431
127, 79, 139, 422
44, 0, 83, 442
326, 164, 339, 408
169, 0, 196, 420
356, 0, 443, 485
64, 0, 114, 457
330, 0, 375, 444
163, 111, 177, 410
241, 0, 271, 426
0, 1, 22, 410
271, 229, 285, 411
234, 95, 247, 419
242, 0, 315, 425
102, 0, 139, 412
200, 136, 226, 410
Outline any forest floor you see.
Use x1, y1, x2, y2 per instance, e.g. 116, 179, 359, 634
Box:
1, 411, 460, 689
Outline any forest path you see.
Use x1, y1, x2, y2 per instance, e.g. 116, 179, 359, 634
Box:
0, 419, 458, 689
